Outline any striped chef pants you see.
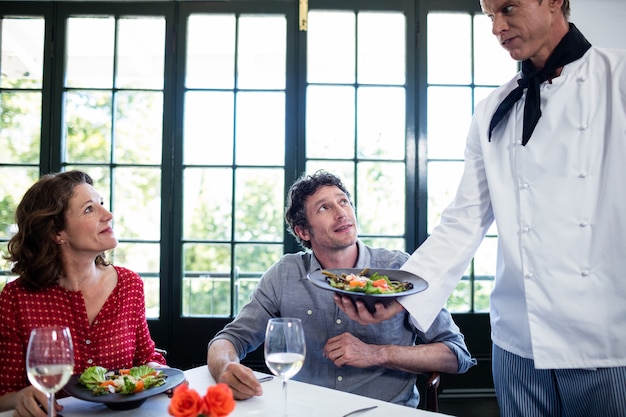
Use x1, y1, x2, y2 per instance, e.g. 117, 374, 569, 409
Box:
493, 344, 626, 417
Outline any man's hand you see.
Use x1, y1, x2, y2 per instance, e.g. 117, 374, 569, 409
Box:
323, 332, 380, 368
334, 294, 405, 324
216, 362, 263, 400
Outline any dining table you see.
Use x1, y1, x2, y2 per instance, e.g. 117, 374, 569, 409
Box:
0, 366, 454, 417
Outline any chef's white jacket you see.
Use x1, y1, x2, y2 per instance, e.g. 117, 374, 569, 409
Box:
400, 47, 626, 369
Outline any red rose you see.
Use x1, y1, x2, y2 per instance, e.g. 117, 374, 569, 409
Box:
201, 383, 236, 417
168, 384, 203, 417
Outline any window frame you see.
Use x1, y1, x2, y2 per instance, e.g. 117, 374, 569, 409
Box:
0, 0, 495, 394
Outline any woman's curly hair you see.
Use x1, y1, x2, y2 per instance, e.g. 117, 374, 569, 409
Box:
5, 170, 110, 291
285, 170, 353, 250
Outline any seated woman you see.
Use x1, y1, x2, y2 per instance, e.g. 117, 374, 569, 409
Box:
0, 170, 166, 417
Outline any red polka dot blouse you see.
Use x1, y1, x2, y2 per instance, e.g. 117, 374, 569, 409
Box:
0, 266, 166, 396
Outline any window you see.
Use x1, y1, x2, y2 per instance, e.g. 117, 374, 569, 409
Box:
306, 9, 409, 251
180, 13, 287, 316
0, 15, 46, 285
0, 2, 516, 379
425, 11, 517, 312
62, 14, 167, 317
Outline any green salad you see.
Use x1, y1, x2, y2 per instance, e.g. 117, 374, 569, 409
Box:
78, 365, 167, 396
322, 268, 414, 295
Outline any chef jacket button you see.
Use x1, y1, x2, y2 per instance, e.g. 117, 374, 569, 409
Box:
522, 226, 531, 233
520, 183, 529, 190
525, 273, 534, 280
578, 125, 587, 131
581, 269, 590, 277
578, 172, 587, 179
336, 319, 342, 325
307, 309, 313, 316
577, 75, 586, 82
337, 376, 343, 382
579, 221, 588, 227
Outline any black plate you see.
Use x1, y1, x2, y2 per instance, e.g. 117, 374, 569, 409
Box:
307, 268, 428, 312
64, 368, 185, 410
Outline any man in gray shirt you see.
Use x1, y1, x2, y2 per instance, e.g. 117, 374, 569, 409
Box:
207, 171, 475, 407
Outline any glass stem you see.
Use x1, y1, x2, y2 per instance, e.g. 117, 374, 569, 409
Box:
47, 393, 54, 417
282, 378, 288, 417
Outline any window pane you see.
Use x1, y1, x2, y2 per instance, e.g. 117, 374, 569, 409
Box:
182, 275, 230, 316
234, 243, 282, 313
115, 91, 163, 164
357, 87, 405, 159
474, 236, 498, 278
235, 92, 284, 166
1, 17, 44, 88
183, 168, 232, 241
475, 86, 497, 106
428, 13, 471, 85
306, 86, 355, 159
64, 91, 112, 163
143, 278, 160, 318
184, 91, 234, 165
234, 168, 284, 242
427, 161, 464, 234
473, 15, 518, 85
360, 237, 405, 251
182, 243, 231, 316
0, 91, 41, 163
183, 243, 231, 276
474, 237, 497, 312
447, 279, 471, 313
65, 166, 111, 204
357, 162, 405, 236
113, 167, 161, 240
114, 242, 160, 317
0, 167, 39, 239
186, 14, 236, 89
114, 242, 161, 275
357, 12, 405, 85
474, 281, 494, 312
237, 15, 286, 89
305, 161, 355, 195
66, 17, 115, 88
308, 11, 355, 84
427, 86, 472, 160
117, 17, 165, 89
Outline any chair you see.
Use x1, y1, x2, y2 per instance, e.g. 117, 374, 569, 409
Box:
423, 372, 441, 412
416, 371, 440, 412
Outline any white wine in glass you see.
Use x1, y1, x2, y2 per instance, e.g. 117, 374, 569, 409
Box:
26, 327, 75, 417
264, 318, 305, 417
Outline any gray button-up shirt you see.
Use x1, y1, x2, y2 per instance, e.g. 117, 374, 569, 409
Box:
210, 240, 476, 407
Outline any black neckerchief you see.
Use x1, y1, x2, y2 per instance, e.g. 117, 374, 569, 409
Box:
488, 23, 591, 146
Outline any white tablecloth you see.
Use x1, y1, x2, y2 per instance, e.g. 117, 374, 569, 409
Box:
0, 366, 453, 417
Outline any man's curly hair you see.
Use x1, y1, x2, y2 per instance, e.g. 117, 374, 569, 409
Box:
285, 170, 353, 250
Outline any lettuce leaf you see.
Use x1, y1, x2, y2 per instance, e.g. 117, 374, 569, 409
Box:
78, 366, 108, 390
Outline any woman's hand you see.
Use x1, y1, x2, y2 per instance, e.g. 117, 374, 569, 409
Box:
10, 385, 62, 417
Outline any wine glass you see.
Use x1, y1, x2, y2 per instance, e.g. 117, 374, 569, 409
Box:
26, 327, 75, 417
264, 318, 306, 416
